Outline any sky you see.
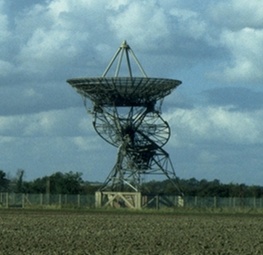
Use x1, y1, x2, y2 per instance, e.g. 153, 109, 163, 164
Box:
1, 0, 263, 185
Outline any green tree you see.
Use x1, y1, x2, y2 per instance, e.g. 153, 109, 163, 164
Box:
23, 171, 85, 194
0, 170, 9, 192
49, 171, 84, 194
16, 169, 25, 193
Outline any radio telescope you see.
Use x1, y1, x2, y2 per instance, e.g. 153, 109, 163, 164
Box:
67, 41, 182, 192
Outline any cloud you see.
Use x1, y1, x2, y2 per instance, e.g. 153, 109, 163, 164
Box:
0, 60, 14, 77
218, 28, 263, 83
202, 87, 263, 111
210, 0, 263, 30
73, 136, 102, 151
166, 106, 263, 146
3, 0, 262, 84
198, 150, 218, 164
0, 134, 115, 181
11, 0, 112, 81
0, 0, 13, 79
106, 0, 129, 11
169, 8, 207, 41
0, 108, 94, 137
0, 0, 10, 42
207, 0, 263, 83
0, 81, 81, 116
1, 0, 263, 185
108, 1, 170, 50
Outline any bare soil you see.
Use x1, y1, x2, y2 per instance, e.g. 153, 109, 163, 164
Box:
0, 209, 263, 254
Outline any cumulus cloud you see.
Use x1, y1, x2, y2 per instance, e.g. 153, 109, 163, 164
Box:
169, 8, 207, 41
203, 87, 263, 111
166, 106, 263, 146
0, 108, 94, 137
108, 1, 170, 50
198, 150, 219, 165
226, 28, 263, 81
1, 0, 263, 184
210, 0, 263, 30
0, 60, 14, 77
3, 0, 262, 83
207, 0, 263, 83
72, 136, 102, 151
0, 1, 10, 41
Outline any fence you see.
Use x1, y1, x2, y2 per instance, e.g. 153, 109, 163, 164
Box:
0, 193, 95, 209
1, 193, 263, 209
142, 194, 263, 209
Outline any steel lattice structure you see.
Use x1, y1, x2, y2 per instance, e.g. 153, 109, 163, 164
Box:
67, 41, 182, 192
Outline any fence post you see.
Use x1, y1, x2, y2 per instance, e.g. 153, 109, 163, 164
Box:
156, 195, 159, 210
77, 194, 80, 207
46, 193, 50, 205
65, 194, 67, 206
195, 196, 198, 207
22, 193, 25, 208
95, 192, 102, 208
6, 193, 8, 208
0, 193, 2, 207
40, 193, 43, 206
229, 197, 232, 207
59, 194, 62, 207
214, 196, 217, 208
178, 196, 184, 207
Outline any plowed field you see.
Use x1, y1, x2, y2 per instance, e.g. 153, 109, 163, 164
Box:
0, 209, 263, 254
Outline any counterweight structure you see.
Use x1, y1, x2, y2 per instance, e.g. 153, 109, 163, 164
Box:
67, 41, 182, 192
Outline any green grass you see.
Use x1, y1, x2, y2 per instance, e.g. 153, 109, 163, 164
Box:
2, 205, 263, 218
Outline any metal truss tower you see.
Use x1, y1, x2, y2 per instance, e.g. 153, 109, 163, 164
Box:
67, 41, 182, 193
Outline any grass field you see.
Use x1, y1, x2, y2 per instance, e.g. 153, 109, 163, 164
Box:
1, 208, 263, 254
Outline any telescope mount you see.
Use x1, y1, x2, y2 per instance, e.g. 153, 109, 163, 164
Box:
67, 41, 182, 195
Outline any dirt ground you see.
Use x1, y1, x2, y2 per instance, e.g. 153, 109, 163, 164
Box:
0, 209, 263, 254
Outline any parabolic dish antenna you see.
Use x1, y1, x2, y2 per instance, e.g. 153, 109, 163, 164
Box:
67, 41, 182, 192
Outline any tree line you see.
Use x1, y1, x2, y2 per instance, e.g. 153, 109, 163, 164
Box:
1, 169, 263, 197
